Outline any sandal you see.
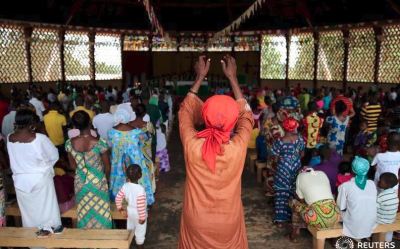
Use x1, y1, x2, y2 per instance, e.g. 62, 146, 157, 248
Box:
36, 229, 51, 238
52, 225, 65, 234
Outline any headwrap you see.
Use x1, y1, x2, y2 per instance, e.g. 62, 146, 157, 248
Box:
196, 95, 240, 173
113, 108, 134, 126
282, 117, 299, 133
352, 156, 370, 190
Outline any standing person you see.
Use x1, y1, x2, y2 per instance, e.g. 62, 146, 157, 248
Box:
271, 117, 305, 225
330, 90, 355, 118
372, 132, 400, 189
43, 102, 67, 152
302, 101, 324, 164
92, 102, 114, 141
65, 111, 112, 229
337, 156, 377, 240
130, 104, 157, 193
325, 101, 353, 155
69, 96, 95, 120
0, 94, 9, 131
360, 93, 382, 133
7, 109, 61, 234
108, 108, 155, 205
1, 99, 18, 139
0, 134, 7, 227
156, 124, 170, 172
178, 56, 253, 248
115, 165, 147, 249
29, 91, 46, 121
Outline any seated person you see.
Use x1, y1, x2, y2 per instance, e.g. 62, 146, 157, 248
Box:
377, 172, 399, 242
337, 156, 377, 240
336, 162, 353, 188
290, 167, 340, 241
314, 145, 342, 196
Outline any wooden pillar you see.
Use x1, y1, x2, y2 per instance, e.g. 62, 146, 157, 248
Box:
58, 29, 66, 84
257, 34, 261, 87
89, 31, 96, 86
313, 30, 319, 90
24, 26, 33, 83
373, 26, 382, 84
285, 31, 290, 89
342, 29, 350, 91
120, 33, 126, 91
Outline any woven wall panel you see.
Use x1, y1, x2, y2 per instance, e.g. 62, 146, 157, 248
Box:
95, 33, 122, 80
288, 32, 314, 80
260, 34, 287, 79
317, 31, 344, 81
378, 25, 400, 83
347, 28, 376, 82
64, 31, 90, 81
31, 28, 62, 82
0, 25, 28, 83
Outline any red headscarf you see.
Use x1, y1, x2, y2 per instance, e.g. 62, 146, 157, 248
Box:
197, 95, 240, 173
282, 117, 299, 133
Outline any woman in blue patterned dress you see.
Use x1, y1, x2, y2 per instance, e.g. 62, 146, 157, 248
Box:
271, 117, 305, 225
108, 108, 155, 205
325, 100, 353, 155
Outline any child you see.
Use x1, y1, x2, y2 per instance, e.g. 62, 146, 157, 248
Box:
372, 132, 400, 190
377, 172, 399, 241
354, 120, 377, 155
156, 124, 170, 172
116, 165, 147, 249
302, 101, 324, 165
336, 162, 353, 188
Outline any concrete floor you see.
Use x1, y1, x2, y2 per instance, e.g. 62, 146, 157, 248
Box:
145, 126, 317, 249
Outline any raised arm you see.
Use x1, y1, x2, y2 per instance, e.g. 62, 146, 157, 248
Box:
178, 56, 209, 145
222, 55, 254, 145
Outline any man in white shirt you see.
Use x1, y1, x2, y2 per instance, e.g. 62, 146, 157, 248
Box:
29, 92, 46, 121
372, 132, 400, 190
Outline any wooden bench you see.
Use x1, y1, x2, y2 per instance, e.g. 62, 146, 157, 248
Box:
255, 161, 267, 183
0, 227, 133, 249
246, 150, 257, 173
6, 202, 125, 221
308, 213, 400, 249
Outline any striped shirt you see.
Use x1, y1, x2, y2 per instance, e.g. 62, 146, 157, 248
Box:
361, 104, 382, 132
377, 188, 399, 224
115, 182, 147, 221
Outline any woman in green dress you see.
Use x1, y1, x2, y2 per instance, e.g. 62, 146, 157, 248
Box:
66, 110, 112, 228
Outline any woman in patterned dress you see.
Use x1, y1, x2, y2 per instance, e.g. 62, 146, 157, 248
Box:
66, 111, 112, 229
0, 134, 7, 227
108, 108, 155, 205
129, 104, 157, 193
271, 117, 305, 225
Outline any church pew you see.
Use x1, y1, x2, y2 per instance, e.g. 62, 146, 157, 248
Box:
0, 227, 133, 249
308, 213, 400, 249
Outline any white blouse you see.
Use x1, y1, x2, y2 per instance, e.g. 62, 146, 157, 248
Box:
7, 133, 59, 193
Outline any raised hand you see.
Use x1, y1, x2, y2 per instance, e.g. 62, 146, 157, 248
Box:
221, 55, 237, 81
191, 55, 211, 94
194, 55, 211, 81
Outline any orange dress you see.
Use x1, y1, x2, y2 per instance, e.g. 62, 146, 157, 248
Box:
178, 94, 253, 249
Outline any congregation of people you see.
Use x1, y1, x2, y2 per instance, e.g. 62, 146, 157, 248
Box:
0, 83, 173, 247
246, 84, 400, 243
0, 71, 400, 247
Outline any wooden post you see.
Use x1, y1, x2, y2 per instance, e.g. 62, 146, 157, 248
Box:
285, 31, 290, 89
120, 33, 126, 91
257, 34, 261, 87
313, 30, 319, 90
89, 31, 96, 86
342, 29, 350, 91
59, 29, 66, 84
24, 26, 33, 83
373, 26, 382, 84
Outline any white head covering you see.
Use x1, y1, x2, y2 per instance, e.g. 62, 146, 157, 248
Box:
113, 108, 134, 126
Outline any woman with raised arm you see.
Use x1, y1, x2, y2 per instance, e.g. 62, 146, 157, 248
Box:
178, 55, 254, 249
